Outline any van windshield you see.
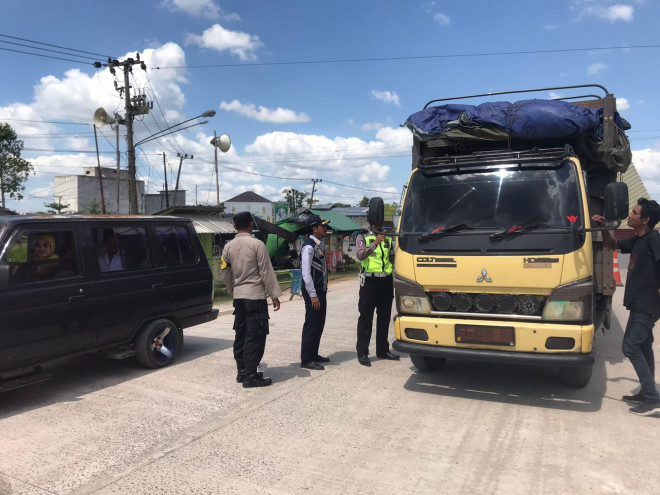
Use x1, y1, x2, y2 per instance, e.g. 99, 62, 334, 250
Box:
399, 160, 583, 254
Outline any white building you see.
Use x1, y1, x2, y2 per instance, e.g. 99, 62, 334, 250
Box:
224, 191, 274, 222
54, 167, 145, 214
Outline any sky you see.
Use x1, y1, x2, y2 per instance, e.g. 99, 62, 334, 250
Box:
1, 0, 660, 213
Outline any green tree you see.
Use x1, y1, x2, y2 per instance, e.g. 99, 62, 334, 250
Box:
44, 198, 71, 215
332, 202, 351, 208
283, 188, 309, 213
357, 196, 370, 207
0, 123, 34, 209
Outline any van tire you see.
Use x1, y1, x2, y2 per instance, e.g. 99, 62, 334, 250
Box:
410, 353, 446, 372
559, 365, 593, 388
135, 319, 182, 369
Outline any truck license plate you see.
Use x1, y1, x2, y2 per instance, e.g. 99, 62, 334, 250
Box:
455, 324, 515, 346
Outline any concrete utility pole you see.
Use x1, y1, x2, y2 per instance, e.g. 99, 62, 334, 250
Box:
175, 153, 192, 206
92, 125, 107, 214
214, 131, 220, 206
162, 153, 169, 208
310, 178, 322, 207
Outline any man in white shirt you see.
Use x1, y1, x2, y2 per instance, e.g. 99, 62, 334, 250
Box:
98, 229, 126, 272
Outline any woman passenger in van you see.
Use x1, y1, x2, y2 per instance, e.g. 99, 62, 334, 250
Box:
14, 234, 62, 282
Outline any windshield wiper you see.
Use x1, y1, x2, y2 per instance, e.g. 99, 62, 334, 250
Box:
418, 223, 473, 241
489, 216, 550, 242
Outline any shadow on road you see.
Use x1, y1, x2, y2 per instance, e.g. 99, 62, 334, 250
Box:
262, 351, 357, 383
0, 335, 232, 418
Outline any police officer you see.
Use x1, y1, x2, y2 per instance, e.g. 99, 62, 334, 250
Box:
300, 214, 331, 370
221, 211, 282, 388
355, 220, 400, 366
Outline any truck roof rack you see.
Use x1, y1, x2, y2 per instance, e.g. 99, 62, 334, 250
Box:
419, 145, 572, 170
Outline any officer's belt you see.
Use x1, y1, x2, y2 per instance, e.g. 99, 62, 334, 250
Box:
364, 272, 391, 278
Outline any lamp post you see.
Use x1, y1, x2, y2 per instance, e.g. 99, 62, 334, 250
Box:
94, 109, 215, 214
210, 133, 231, 207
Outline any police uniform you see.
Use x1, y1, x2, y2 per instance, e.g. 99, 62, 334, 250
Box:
300, 215, 330, 368
221, 212, 282, 385
355, 228, 398, 363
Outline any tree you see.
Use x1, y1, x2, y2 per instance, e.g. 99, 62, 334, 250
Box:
44, 198, 71, 215
304, 196, 319, 208
0, 123, 34, 209
332, 202, 351, 208
358, 196, 370, 207
283, 188, 309, 213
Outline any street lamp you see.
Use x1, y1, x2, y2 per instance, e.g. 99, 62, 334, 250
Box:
210, 132, 231, 206
94, 108, 215, 214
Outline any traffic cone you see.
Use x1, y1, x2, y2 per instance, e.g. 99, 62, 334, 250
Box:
613, 251, 623, 286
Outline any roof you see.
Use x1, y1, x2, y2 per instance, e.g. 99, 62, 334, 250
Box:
151, 206, 236, 234
308, 209, 363, 231
330, 207, 368, 216
225, 191, 272, 203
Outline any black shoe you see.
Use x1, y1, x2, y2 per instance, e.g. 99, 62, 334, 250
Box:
357, 355, 371, 367
236, 370, 263, 383
629, 399, 660, 416
622, 392, 645, 403
301, 361, 325, 371
376, 351, 400, 360
242, 376, 273, 388
315, 355, 330, 363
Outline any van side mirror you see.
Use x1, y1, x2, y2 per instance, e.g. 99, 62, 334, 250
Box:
604, 182, 629, 221
368, 197, 384, 227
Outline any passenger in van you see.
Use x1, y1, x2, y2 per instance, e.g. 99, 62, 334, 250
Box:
98, 229, 126, 272
14, 234, 62, 282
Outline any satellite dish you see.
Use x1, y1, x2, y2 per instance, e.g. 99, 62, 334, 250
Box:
93, 107, 116, 128
210, 133, 231, 153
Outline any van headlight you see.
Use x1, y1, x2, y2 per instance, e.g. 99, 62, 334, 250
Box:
394, 274, 431, 315
542, 278, 593, 322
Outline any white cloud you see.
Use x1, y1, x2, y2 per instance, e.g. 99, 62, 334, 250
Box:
543, 24, 558, 30
587, 62, 607, 75
370, 90, 401, 107
632, 148, 660, 200
573, 2, 634, 22
360, 121, 384, 131
434, 13, 451, 25
219, 100, 310, 123
185, 24, 263, 61
616, 97, 630, 111
161, 0, 225, 20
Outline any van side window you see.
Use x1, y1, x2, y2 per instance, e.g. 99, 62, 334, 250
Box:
2, 229, 79, 284
94, 226, 152, 272
155, 226, 197, 266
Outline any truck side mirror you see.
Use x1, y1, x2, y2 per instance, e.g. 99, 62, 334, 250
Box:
604, 182, 629, 221
368, 197, 384, 227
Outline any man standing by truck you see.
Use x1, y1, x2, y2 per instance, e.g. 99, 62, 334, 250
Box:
355, 219, 400, 367
592, 198, 660, 416
222, 211, 282, 388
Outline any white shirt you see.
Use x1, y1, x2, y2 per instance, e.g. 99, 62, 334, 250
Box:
301, 235, 324, 298
99, 252, 126, 272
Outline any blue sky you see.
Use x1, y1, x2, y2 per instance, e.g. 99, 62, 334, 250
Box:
1, 0, 659, 213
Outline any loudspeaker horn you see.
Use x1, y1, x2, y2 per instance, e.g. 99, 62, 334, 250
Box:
93, 107, 116, 128
210, 133, 231, 153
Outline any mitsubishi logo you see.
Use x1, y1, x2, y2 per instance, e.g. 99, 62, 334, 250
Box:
477, 269, 492, 283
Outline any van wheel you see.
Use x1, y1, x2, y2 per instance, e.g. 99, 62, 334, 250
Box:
410, 353, 446, 372
135, 319, 182, 369
559, 365, 593, 388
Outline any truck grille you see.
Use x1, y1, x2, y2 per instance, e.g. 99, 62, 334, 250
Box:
427, 291, 545, 317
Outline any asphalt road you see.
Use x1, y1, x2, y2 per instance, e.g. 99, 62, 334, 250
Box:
1, 263, 659, 495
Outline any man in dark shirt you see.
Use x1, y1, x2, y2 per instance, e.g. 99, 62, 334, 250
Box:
592, 197, 660, 416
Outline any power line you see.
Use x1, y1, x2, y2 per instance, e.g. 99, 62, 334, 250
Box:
0, 33, 114, 59
151, 43, 660, 70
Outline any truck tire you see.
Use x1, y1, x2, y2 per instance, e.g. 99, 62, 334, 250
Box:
559, 365, 593, 388
135, 319, 182, 369
410, 353, 447, 372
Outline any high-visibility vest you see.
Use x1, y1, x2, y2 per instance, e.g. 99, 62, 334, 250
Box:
360, 235, 393, 275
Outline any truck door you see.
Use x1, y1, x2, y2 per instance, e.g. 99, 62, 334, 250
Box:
0, 223, 94, 372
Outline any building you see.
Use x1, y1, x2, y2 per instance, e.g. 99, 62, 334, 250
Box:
224, 191, 274, 222
144, 190, 187, 214
54, 167, 144, 214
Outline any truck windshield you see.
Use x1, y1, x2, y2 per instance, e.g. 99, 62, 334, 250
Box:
399, 160, 583, 255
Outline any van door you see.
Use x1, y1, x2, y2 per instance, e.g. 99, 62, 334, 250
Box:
0, 223, 94, 372
154, 223, 214, 322
89, 223, 168, 345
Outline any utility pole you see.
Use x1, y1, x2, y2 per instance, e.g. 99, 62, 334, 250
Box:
92, 125, 107, 214
115, 124, 120, 213
162, 153, 169, 208
175, 153, 192, 206
214, 131, 220, 206
310, 178, 322, 207
95, 54, 150, 214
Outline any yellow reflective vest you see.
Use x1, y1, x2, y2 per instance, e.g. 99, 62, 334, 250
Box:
360, 235, 393, 275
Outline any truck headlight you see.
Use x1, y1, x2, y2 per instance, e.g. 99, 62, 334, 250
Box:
394, 274, 431, 315
542, 278, 593, 322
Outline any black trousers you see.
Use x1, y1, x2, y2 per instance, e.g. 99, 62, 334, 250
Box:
357, 275, 394, 356
301, 288, 327, 362
233, 299, 269, 376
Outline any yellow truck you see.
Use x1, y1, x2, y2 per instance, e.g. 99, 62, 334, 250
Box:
383, 84, 630, 387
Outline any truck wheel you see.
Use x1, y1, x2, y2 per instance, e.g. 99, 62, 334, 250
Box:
410, 353, 446, 372
559, 365, 593, 388
135, 319, 182, 369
